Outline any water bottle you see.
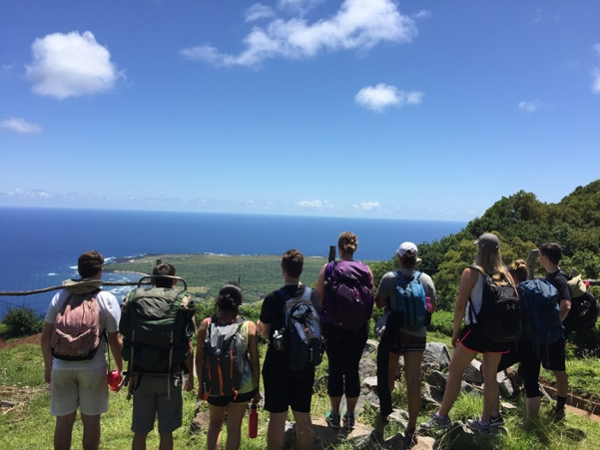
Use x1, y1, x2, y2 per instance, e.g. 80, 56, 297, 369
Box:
425, 297, 433, 326
107, 370, 120, 391
249, 404, 258, 438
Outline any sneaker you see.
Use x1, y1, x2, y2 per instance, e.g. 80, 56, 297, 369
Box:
466, 418, 491, 434
420, 413, 452, 431
490, 415, 504, 427
342, 412, 355, 430
325, 410, 340, 429
552, 408, 566, 423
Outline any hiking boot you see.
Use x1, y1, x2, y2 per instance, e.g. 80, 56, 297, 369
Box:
420, 413, 452, 431
490, 415, 504, 427
466, 418, 491, 434
552, 408, 566, 423
342, 412, 355, 430
325, 410, 341, 429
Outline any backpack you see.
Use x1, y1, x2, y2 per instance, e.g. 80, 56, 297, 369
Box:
120, 276, 195, 374
561, 269, 599, 334
277, 287, 322, 371
520, 278, 563, 345
323, 260, 374, 329
468, 266, 521, 343
391, 271, 428, 329
201, 316, 247, 399
50, 289, 103, 361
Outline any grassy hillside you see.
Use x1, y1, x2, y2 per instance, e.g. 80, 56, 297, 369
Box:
107, 253, 328, 303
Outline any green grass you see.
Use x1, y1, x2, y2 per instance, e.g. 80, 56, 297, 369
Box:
107, 253, 328, 303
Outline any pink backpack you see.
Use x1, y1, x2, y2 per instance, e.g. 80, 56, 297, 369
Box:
51, 290, 103, 361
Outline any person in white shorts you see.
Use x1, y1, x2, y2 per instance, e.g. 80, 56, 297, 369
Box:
41, 250, 123, 450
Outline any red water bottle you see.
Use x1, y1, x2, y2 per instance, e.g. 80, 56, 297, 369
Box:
107, 370, 120, 391
248, 404, 258, 438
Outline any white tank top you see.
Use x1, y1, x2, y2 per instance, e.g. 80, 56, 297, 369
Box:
465, 273, 484, 325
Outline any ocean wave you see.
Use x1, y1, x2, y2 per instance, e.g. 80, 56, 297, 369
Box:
47, 272, 59, 276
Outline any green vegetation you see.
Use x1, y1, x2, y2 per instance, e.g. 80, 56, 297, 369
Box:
1, 307, 43, 340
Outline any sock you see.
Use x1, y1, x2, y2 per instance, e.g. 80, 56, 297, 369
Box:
556, 396, 567, 411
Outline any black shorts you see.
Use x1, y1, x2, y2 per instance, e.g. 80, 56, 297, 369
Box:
458, 325, 511, 354
541, 337, 566, 371
262, 356, 314, 414
207, 388, 258, 407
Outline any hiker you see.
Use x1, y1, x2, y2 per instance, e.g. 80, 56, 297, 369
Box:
421, 233, 517, 434
375, 242, 437, 444
537, 243, 571, 420
120, 263, 195, 450
196, 282, 261, 450
490, 259, 564, 418
316, 231, 374, 430
41, 250, 124, 450
258, 249, 321, 450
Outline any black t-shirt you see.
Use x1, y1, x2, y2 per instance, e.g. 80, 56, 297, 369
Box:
545, 269, 571, 304
259, 284, 321, 365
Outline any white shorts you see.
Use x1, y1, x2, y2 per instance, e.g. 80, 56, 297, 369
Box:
50, 367, 108, 416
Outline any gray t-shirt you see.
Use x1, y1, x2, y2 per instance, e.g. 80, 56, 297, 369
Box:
376, 269, 437, 337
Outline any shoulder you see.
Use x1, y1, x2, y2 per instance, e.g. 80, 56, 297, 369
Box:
418, 271, 434, 285
381, 271, 399, 282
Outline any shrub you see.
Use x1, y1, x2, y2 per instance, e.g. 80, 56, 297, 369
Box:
1, 306, 44, 339
427, 310, 454, 337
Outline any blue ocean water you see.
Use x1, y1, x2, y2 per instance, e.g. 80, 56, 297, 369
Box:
0, 207, 466, 317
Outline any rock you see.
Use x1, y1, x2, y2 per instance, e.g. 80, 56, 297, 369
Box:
421, 343, 451, 371
388, 409, 409, 428
358, 358, 377, 380
361, 376, 378, 393
189, 411, 210, 434
313, 375, 328, 393
309, 417, 374, 449
422, 384, 444, 406
363, 339, 379, 356
463, 360, 483, 384
501, 401, 517, 410
496, 371, 514, 397
426, 369, 480, 395
411, 435, 436, 450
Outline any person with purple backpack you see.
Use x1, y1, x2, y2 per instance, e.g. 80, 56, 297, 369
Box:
317, 231, 374, 430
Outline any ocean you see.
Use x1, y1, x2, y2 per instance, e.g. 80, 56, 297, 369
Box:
0, 207, 466, 318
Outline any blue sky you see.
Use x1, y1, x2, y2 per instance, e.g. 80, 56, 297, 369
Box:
1, 0, 599, 221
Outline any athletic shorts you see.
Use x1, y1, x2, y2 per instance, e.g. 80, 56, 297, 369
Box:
262, 359, 314, 414
540, 337, 566, 371
458, 325, 511, 354
390, 331, 426, 354
50, 367, 108, 417
132, 375, 183, 435
207, 388, 258, 407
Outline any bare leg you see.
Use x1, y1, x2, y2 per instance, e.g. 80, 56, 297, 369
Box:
292, 410, 313, 450
346, 397, 358, 416
80, 413, 101, 450
526, 396, 541, 416
388, 353, 400, 394
207, 404, 226, 450
54, 411, 77, 450
403, 351, 424, 430
481, 353, 502, 422
132, 433, 147, 450
224, 402, 248, 450
553, 370, 568, 398
328, 396, 342, 415
158, 433, 173, 450
267, 412, 287, 450
438, 344, 477, 417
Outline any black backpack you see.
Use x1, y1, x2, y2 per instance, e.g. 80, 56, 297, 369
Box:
120, 276, 195, 374
468, 266, 521, 343
201, 316, 247, 399
277, 287, 322, 371
563, 291, 599, 335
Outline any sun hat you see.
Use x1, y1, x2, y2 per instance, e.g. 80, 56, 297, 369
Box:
475, 233, 500, 249
397, 242, 422, 262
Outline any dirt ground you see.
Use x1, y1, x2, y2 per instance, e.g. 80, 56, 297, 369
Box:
0, 332, 42, 350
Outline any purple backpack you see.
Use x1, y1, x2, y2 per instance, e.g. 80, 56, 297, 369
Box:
322, 260, 374, 329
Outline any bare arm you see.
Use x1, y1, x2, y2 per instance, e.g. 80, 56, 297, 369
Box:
41, 322, 54, 384
316, 264, 327, 302
559, 299, 571, 321
195, 318, 209, 399
247, 321, 262, 403
184, 339, 194, 392
452, 267, 478, 347
257, 320, 271, 338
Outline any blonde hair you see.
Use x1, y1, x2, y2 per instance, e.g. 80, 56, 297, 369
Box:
509, 259, 528, 284
338, 231, 358, 256
475, 243, 511, 284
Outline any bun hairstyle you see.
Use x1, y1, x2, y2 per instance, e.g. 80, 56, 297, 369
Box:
216, 282, 243, 314
338, 231, 358, 256
509, 259, 528, 284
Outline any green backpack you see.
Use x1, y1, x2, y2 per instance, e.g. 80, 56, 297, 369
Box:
120, 276, 195, 374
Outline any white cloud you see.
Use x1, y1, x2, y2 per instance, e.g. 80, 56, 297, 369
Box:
26, 31, 124, 99
592, 68, 600, 94
593, 43, 600, 57
0, 188, 50, 198
0, 117, 42, 134
518, 99, 547, 113
353, 201, 380, 211
355, 83, 423, 112
531, 9, 542, 25
298, 199, 330, 208
246, 4, 275, 22
181, 0, 417, 67
414, 10, 431, 19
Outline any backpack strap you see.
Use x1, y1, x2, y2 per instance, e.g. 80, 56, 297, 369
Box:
276, 286, 312, 302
